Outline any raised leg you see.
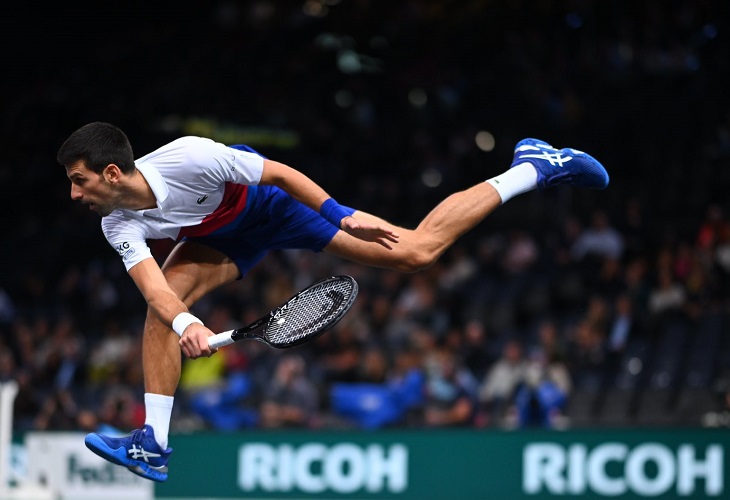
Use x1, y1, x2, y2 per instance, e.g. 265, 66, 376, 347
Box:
324, 182, 503, 272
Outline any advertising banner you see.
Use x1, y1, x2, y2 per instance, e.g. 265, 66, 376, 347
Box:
156, 428, 729, 499
24, 432, 154, 500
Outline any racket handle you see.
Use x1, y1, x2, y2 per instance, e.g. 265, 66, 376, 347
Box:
208, 330, 235, 349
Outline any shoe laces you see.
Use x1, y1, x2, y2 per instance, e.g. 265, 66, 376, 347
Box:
129, 427, 146, 446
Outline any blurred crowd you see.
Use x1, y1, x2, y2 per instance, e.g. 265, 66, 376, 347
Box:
1, 0, 730, 433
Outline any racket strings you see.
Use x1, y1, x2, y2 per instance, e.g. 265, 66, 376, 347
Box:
265, 280, 355, 346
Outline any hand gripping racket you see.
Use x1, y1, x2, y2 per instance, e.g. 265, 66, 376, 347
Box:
207, 275, 358, 349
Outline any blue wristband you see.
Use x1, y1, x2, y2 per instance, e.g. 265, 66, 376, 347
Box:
320, 198, 350, 228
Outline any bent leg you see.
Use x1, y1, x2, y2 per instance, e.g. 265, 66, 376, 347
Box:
326, 136, 609, 272
143, 240, 240, 396
325, 182, 502, 272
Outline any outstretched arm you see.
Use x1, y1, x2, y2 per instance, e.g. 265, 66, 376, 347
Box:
259, 159, 400, 248
128, 258, 216, 358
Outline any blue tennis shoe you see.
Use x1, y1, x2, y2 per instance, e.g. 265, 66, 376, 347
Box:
85, 425, 172, 482
512, 138, 609, 190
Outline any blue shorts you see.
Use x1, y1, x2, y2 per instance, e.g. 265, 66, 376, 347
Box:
189, 145, 354, 277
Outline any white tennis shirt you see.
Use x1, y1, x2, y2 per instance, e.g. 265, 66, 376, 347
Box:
101, 136, 265, 271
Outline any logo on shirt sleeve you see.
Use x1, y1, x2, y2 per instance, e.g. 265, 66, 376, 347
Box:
115, 242, 136, 260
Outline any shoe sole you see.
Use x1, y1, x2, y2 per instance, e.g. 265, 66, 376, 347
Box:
567, 150, 610, 189
85, 434, 168, 482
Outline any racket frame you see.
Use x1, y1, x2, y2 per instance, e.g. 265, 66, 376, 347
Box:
207, 275, 357, 349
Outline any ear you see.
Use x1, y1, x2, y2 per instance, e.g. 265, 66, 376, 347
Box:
102, 164, 123, 183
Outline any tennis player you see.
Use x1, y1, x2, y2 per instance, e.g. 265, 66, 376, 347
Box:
57, 122, 609, 481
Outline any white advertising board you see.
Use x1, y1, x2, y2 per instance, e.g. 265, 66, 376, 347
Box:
24, 432, 153, 500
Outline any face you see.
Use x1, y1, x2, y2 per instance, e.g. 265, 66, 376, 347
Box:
66, 160, 117, 216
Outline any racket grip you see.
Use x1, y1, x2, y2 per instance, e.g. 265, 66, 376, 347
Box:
208, 330, 235, 349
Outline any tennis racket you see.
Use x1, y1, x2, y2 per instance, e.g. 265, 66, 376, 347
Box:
207, 275, 358, 349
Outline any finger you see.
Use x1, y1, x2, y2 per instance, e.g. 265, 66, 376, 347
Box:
181, 342, 196, 359
370, 226, 398, 239
198, 340, 212, 357
369, 229, 398, 243
376, 238, 393, 250
185, 338, 202, 358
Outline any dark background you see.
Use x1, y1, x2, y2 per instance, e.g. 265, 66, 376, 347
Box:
1, 0, 729, 431
2, 0, 728, 277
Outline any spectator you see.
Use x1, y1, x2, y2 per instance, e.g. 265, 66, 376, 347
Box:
514, 320, 572, 429
33, 390, 82, 431
502, 230, 540, 275
516, 352, 572, 429
591, 293, 637, 415
87, 318, 135, 385
478, 339, 527, 426
422, 348, 477, 427
97, 385, 145, 432
696, 204, 730, 251
648, 268, 687, 316
328, 348, 424, 430
527, 320, 568, 368
356, 347, 390, 384
607, 294, 635, 355
260, 354, 319, 428
460, 319, 493, 381
566, 314, 608, 391
571, 210, 625, 262
2, 0, 728, 433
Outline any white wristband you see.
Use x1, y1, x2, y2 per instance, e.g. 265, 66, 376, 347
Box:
172, 312, 203, 337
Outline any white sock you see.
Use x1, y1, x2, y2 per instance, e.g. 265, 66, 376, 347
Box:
485, 162, 538, 203
144, 393, 174, 449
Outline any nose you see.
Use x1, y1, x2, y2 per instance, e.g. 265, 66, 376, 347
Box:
70, 184, 83, 200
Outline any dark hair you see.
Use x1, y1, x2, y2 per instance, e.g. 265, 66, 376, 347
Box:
56, 122, 136, 175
